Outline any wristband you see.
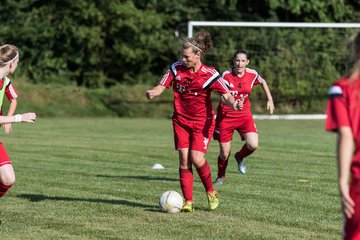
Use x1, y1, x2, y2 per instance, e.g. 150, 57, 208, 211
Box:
15, 114, 22, 123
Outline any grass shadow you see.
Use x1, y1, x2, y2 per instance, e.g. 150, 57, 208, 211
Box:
17, 194, 156, 210
97, 175, 178, 182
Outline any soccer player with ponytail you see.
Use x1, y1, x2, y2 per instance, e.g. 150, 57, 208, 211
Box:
146, 30, 243, 212
325, 31, 360, 240
0, 44, 36, 198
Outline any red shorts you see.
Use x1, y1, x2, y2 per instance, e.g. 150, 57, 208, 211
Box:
214, 114, 257, 143
0, 142, 11, 167
172, 115, 215, 153
344, 179, 360, 240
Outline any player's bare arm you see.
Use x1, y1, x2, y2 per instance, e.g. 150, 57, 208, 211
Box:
146, 84, 166, 100
337, 126, 355, 218
3, 98, 17, 134
261, 81, 275, 114
0, 112, 36, 124
220, 92, 244, 110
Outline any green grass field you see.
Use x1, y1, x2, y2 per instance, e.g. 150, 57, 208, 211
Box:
0, 118, 341, 239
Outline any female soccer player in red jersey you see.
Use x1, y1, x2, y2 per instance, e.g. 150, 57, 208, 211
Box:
0, 45, 19, 135
146, 30, 243, 212
325, 32, 360, 240
214, 49, 274, 185
0, 44, 37, 198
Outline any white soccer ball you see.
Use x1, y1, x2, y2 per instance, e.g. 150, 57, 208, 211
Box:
159, 190, 183, 213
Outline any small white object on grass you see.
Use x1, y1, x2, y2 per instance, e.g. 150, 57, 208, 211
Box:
152, 163, 165, 170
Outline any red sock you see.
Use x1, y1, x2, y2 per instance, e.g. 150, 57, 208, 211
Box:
217, 156, 228, 178
196, 160, 214, 193
0, 183, 12, 197
237, 144, 254, 159
179, 168, 193, 201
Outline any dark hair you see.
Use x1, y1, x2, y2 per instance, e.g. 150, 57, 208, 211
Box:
183, 30, 212, 55
230, 49, 249, 68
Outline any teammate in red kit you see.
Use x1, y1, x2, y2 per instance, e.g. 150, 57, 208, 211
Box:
146, 30, 243, 212
214, 49, 274, 185
0, 44, 37, 198
325, 32, 360, 240
0, 45, 18, 135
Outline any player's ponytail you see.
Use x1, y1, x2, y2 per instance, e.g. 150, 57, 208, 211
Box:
183, 30, 212, 55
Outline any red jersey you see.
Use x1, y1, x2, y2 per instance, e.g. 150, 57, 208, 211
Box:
160, 61, 230, 121
325, 77, 360, 179
0, 77, 18, 115
217, 68, 264, 118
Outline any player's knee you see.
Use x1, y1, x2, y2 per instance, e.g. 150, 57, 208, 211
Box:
220, 152, 230, 161
2, 176, 15, 186
247, 142, 258, 151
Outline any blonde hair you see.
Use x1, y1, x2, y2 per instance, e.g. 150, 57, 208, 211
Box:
183, 30, 212, 55
349, 32, 360, 81
0, 44, 19, 68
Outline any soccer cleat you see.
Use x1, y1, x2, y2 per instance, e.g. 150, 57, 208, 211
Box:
235, 152, 247, 174
214, 177, 225, 186
181, 200, 194, 212
206, 191, 219, 210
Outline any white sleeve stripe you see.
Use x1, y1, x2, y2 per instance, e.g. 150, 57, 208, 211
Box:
159, 70, 170, 85
202, 72, 220, 89
250, 75, 258, 88
328, 86, 342, 95
8, 84, 17, 98
218, 78, 230, 92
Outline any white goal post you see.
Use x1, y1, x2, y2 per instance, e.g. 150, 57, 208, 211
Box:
187, 21, 360, 37
187, 21, 360, 120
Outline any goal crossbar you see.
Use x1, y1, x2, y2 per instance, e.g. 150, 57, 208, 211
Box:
187, 21, 360, 37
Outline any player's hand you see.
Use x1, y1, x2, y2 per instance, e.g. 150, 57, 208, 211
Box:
146, 90, 156, 100
339, 182, 355, 219
21, 113, 36, 123
3, 123, 12, 134
267, 100, 275, 114
233, 99, 243, 110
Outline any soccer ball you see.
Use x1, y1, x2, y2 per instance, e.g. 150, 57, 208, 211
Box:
159, 190, 183, 213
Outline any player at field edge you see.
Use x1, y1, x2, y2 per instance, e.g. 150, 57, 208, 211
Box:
325, 31, 360, 240
213, 49, 274, 185
0, 45, 18, 135
0, 44, 37, 199
146, 30, 243, 212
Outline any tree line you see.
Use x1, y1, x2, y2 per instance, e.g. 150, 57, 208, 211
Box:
0, 0, 359, 112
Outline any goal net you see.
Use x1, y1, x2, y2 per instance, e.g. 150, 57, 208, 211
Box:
184, 21, 360, 114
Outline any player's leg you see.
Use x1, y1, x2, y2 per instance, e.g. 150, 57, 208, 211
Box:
190, 118, 219, 210
235, 116, 258, 174
0, 164, 15, 198
172, 117, 194, 212
343, 181, 360, 239
178, 148, 194, 212
214, 141, 231, 185
191, 150, 219, 210
214, 116, 235, 184
0, 143, 14, 198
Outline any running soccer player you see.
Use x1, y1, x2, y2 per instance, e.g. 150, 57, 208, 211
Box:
146, 30, 243, 212
325, 31, 360, 240
0, 44, 37, 198
0, 45, 19, 134
214, 49, 274, 185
